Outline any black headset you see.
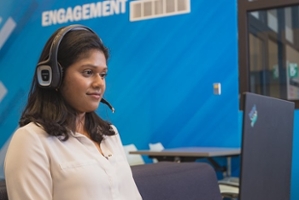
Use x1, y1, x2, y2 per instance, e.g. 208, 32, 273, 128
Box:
36, 24, 114, 112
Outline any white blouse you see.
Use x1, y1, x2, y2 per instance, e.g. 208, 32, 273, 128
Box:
4, 122, 142, 200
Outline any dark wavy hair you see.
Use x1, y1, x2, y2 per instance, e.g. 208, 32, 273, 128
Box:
19, 25, 115, 143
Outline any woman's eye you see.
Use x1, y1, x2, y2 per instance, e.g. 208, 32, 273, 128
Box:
100, 73, 107, 79
83, 70, 93, 76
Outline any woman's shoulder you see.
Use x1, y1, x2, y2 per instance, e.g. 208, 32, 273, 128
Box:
13, 122, 48, 140
6, 123, 49, 158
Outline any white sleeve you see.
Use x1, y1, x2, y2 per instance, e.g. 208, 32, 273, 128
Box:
4, 126, 52, 200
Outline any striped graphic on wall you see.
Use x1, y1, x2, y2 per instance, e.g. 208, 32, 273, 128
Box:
0, 17, 16, 50
130, 0, 190, 21
0, 82, 7, 103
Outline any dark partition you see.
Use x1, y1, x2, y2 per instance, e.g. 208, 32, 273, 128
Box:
239, 92, 294, 200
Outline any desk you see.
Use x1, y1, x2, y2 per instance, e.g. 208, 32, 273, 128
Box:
129, 147, 241, 177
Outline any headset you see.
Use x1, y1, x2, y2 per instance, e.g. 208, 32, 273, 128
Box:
36, 24, 114, 112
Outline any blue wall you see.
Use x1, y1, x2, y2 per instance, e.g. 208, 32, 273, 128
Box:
291, 111, 299, 200
0, 0, 297, 199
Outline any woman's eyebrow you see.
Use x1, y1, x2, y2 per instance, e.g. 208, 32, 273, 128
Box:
80, 64, 108, 70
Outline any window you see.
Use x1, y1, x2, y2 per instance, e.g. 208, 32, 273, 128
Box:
239, 0, 299, 108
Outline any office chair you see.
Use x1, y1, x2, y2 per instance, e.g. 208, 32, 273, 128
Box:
0, 180, 8, 200
123, 144, 145, 166
132, 162, 222, 200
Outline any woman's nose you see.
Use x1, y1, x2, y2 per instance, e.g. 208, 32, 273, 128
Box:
92, 74, 104, 88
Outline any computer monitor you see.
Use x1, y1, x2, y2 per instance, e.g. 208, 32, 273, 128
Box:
239, 92, 294, 200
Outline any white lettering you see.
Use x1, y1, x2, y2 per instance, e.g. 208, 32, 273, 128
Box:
112, 0, 127, 14
82, 4, 90, 20
102, 1, 110, 16
90, 2, 101, 18
41, 0, 128, 27
49, 10, 57, 25
110, 0, 119, 14
42, 11, 49, 26
73, 6, 82, 21
57, 9, 65, 24
120, 0, 127, 13
65, 7, 74, 22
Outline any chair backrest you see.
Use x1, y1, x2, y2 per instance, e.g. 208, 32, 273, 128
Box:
123, 144, 145, 166
149, 142, 164, 151
239, 93, 294, 200
0, 180, 8, 200
148, 142, 164, 163
131, 162, 222, 200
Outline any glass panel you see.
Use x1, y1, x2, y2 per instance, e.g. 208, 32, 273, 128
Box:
268, 39, 280, 98
249, 33, 264, 94
285, 7, 294, 43
247, 5, 299, 100
250, 11, 259, 19
267, 10, 278, 32
286, 45, 299, 99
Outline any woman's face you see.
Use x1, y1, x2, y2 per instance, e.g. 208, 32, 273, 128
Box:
60, 49, 107, 114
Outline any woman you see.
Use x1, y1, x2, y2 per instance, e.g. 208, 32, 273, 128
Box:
4, 25, 142, 200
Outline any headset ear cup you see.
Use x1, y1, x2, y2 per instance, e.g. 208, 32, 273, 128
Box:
36, 63, 52, 87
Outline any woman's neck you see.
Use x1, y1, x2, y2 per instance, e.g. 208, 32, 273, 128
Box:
76, 113, 86, 134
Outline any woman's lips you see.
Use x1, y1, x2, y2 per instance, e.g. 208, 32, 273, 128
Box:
87, 93, 101, 100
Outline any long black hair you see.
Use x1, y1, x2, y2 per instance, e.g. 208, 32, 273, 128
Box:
20, 25, 115, 143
